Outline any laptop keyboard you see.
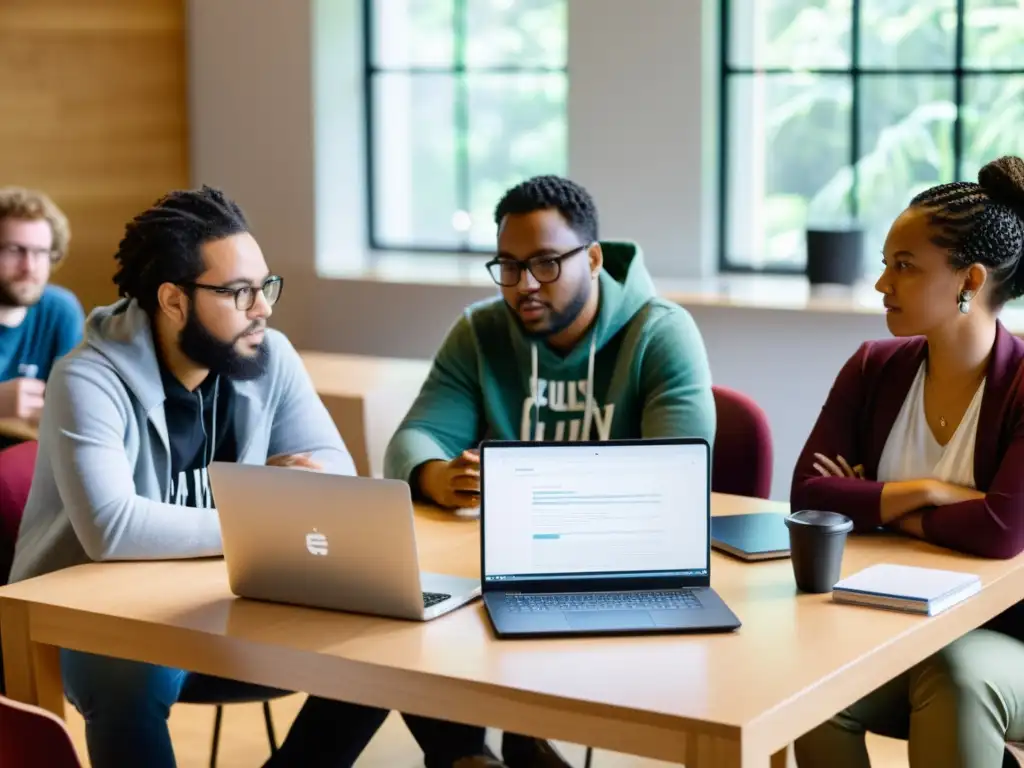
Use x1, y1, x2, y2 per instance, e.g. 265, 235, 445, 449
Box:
503, 589, 702, 613
422, 591, 451, 608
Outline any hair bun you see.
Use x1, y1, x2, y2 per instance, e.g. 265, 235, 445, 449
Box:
979, 156, 1024, 222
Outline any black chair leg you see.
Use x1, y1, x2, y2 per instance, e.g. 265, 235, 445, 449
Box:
584, 746, 593, 768
263, 700, 278, 752
210, 705, 224, 768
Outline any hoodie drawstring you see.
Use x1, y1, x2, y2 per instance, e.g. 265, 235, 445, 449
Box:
530, 342, 539, 440
530, 333, 597, 442
581, 333, 596, 441
196, 376, 220, 469
210, 376, 219, 466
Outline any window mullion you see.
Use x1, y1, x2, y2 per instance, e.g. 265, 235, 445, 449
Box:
953, 0, 967, 179
453, 0, 471, 249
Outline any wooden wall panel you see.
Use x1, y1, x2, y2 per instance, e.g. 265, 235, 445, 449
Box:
0, 0, 188, 312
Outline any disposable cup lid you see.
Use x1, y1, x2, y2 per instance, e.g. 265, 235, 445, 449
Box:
785, 509, 853, 534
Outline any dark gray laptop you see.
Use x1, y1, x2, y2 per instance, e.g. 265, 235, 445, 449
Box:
711, 513, 792, 561
479, 438, 741, 638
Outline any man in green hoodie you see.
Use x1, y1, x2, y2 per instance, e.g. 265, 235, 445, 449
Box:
384, 175, 716, 766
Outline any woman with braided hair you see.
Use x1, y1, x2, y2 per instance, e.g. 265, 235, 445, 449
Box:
791, 155, 1024, 768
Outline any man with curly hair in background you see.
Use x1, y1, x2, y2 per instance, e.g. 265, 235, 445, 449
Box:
0, 187, 84, 425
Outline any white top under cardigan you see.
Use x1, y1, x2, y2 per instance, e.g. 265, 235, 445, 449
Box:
876, 362, 985, 487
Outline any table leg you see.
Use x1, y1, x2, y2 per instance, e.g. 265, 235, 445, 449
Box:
0, 599, 64, 717
685, 733, 741, 766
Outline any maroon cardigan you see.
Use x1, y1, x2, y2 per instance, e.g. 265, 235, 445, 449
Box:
791, 321, 1024, 560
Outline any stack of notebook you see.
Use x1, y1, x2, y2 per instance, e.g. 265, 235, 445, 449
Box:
832, 564, 982, 616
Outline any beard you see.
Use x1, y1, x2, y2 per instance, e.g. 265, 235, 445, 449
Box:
510, 278, 592, 340
178, 310, 269, 381
0, 279, 44, 308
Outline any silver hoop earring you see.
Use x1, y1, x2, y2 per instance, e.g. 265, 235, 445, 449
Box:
958, 290, 973, 315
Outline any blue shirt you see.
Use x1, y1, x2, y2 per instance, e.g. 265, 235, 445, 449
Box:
0, 285, 84, 382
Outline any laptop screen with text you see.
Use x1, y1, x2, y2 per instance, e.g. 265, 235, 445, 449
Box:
481, 441, 709, 584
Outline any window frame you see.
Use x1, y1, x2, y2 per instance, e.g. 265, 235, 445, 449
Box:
362, 0, 569, 254
718, 0, 1024, 274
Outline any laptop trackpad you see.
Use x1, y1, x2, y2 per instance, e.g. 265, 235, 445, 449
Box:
564, 610, 655, 631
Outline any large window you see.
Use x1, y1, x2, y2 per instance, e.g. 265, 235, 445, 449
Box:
721, 0, 1024, 273
365, 0, 568, 252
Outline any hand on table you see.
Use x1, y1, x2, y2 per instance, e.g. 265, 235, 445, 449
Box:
418, 450, 481, 510
267, 453, 323, 471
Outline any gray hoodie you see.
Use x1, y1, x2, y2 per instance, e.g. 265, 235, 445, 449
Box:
9, 299, 355, 583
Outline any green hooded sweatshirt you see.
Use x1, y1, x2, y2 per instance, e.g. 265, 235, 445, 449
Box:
383, 241, 715, 483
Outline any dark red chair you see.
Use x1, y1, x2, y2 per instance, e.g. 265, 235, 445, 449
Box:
0, 440, 38, 587
0, 693, 81, 767
0, 440, 41, 697
711, 385, 773, 499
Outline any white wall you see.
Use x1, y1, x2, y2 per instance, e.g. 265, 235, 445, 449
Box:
568, 0, 719, 278
186, 0, 890, 500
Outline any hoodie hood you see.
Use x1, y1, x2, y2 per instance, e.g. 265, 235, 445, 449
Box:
84, 298, 167, 415
591, 240, 658, 342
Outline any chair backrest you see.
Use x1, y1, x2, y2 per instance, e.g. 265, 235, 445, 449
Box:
0, 440, 38, 586
0, 694, 81, 768
711, 386, 773, 499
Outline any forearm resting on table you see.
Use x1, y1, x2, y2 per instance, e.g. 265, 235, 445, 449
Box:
880, 479, 986, 525
879, 480, 935, 524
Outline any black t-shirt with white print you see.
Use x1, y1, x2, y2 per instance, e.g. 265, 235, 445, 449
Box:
160, 366, 237, 508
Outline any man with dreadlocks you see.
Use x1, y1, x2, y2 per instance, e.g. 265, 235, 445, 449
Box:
8, 186, 498, 768
384, 175, 716, 767
792, 155, 1024, 768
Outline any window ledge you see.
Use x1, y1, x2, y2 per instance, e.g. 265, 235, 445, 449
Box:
316, 252, 1024, 330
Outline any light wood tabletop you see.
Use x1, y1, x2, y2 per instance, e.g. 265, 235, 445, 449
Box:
0, 417, 38, 443
2, 493, 1023, 768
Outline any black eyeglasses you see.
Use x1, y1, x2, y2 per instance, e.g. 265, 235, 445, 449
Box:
184, 275, 283, 311
484, 244, 590, 288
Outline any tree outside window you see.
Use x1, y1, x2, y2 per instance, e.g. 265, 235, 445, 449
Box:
366, 0, 568, 252
721, 0, 1024, 274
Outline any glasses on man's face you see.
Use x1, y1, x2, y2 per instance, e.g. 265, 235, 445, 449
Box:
185, 275, 284, 311
0, 243, 60, 265
485, 244, 589, 288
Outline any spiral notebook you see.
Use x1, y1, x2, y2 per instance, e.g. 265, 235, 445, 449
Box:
832, 564, 982, 616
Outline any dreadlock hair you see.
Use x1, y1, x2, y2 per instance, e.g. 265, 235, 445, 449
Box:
910, 155, 1024, 308
112, 185, 249, 315
493, 175, 599, 244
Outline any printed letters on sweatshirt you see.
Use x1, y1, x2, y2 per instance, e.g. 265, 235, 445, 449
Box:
520, 376, 615, 441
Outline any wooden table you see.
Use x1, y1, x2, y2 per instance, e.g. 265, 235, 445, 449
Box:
0, 418, 38, 443
3, 494, 1024, 768
299, 351, 429, 477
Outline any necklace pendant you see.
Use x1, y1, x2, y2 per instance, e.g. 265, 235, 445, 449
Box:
939, 416, 947, 428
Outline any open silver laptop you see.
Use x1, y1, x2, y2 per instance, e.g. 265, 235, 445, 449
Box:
209, 462, 480, 621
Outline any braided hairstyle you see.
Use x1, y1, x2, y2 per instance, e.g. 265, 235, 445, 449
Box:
493, 175, 599, 244
910, 155, 1024, 308
112, 185, 249, 315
